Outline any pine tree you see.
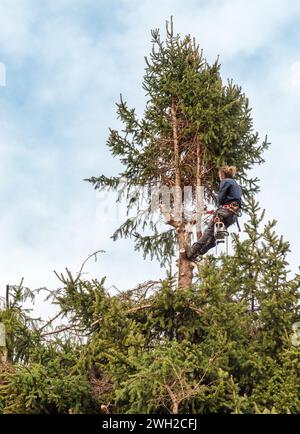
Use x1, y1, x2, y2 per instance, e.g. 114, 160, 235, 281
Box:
86, 18, 269, 288
81, 198, 299, 414
1, 199, 299, 413
2, 20, 299, 416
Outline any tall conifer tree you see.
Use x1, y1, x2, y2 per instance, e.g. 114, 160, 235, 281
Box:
88, 18, 269, 287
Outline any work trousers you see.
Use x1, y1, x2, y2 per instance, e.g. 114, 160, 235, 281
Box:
192, 207, 237, 255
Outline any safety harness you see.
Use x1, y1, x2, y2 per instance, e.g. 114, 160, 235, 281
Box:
222, 201, 241, 216
223, 201, 242, 232
213, 201, 242, 245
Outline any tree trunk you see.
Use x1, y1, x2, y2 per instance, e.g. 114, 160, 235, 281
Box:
171, 100, 194, 289
1, 349, 8, 365
177, 227, 194, 289
196, 138, 203, 240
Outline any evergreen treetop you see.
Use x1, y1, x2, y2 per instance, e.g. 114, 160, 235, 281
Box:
86, 18, 269, 285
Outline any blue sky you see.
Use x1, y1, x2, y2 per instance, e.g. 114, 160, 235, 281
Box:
1, 0, 300, 316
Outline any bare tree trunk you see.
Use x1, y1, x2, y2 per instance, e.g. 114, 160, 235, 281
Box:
177, 228, 194, 289
196, 137, 203, 240
1, 349, 8, 365
171, 101, 194, 289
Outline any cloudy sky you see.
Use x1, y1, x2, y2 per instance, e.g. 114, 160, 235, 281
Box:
0, 0, 300, 316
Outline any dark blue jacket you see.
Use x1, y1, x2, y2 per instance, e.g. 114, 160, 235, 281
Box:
217, 178, 242, 207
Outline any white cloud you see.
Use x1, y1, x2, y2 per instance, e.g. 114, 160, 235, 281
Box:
0, 62, 6, 86
290, 61, 300, 88
114, 0, 300, 61
1, 0, 300, 316
0, 0, 36, 58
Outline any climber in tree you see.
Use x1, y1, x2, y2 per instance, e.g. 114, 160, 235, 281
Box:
185, 165, 242, 260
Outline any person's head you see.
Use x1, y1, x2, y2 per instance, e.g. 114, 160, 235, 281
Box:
218, 165, 237, 180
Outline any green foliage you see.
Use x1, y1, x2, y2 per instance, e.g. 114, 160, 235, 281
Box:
1, 199, 298, 414
0, 341, 95, 414
85, 18, 269, 265
0, 283, 42, 364
0, 20, 297, 415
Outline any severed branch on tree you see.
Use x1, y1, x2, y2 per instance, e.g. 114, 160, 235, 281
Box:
157, 350, 224, 413
54, 249, 105, 285
38, 310, 65, 333
40, 324, 87, 338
